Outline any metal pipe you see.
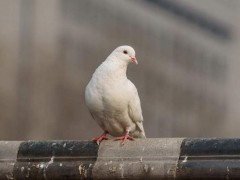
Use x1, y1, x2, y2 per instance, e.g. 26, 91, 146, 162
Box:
0, 138, 240, 179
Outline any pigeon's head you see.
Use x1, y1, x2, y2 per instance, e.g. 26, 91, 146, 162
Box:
112, 45, 138, 65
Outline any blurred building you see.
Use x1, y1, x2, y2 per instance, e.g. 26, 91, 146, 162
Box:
0, 0, 239, 139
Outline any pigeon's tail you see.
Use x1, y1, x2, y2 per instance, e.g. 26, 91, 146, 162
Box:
139, 132, 146, 138
132, 130, 146, 138
134, 121, 146, 138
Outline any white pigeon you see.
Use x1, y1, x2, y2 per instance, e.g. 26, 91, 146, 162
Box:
85, 45, 146, 145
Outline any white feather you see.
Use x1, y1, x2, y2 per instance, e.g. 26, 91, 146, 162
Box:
85, 46, 145, 138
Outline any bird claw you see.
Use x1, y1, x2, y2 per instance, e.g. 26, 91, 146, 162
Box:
114, 134, 134, 145
92, 133, 108, 145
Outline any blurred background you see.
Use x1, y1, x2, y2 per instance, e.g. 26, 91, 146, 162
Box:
0, 0, 240, 140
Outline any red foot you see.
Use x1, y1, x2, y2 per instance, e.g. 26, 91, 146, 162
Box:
114, 131, 134, 145
92, 132, 108, 145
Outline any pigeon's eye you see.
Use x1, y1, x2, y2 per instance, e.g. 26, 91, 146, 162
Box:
123, 50, 128, 54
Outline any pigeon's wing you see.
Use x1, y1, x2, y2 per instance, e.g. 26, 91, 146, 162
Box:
127, 81, 145, 137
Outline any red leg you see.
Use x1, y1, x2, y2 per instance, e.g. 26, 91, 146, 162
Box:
114, 130, 134, 145
92, 131, 108, 145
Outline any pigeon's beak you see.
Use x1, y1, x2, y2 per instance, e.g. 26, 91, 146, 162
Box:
130, 57, 138, 65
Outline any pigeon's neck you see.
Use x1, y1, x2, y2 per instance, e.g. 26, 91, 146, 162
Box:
102, 56, 129, 79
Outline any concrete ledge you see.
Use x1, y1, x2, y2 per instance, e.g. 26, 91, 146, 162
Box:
0, 141, 22, 179
93, 138, 183, 179
0, 139, 240, 179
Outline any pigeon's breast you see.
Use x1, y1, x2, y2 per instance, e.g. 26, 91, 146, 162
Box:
86, 75, 129, 113
85, 79, 104, 112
